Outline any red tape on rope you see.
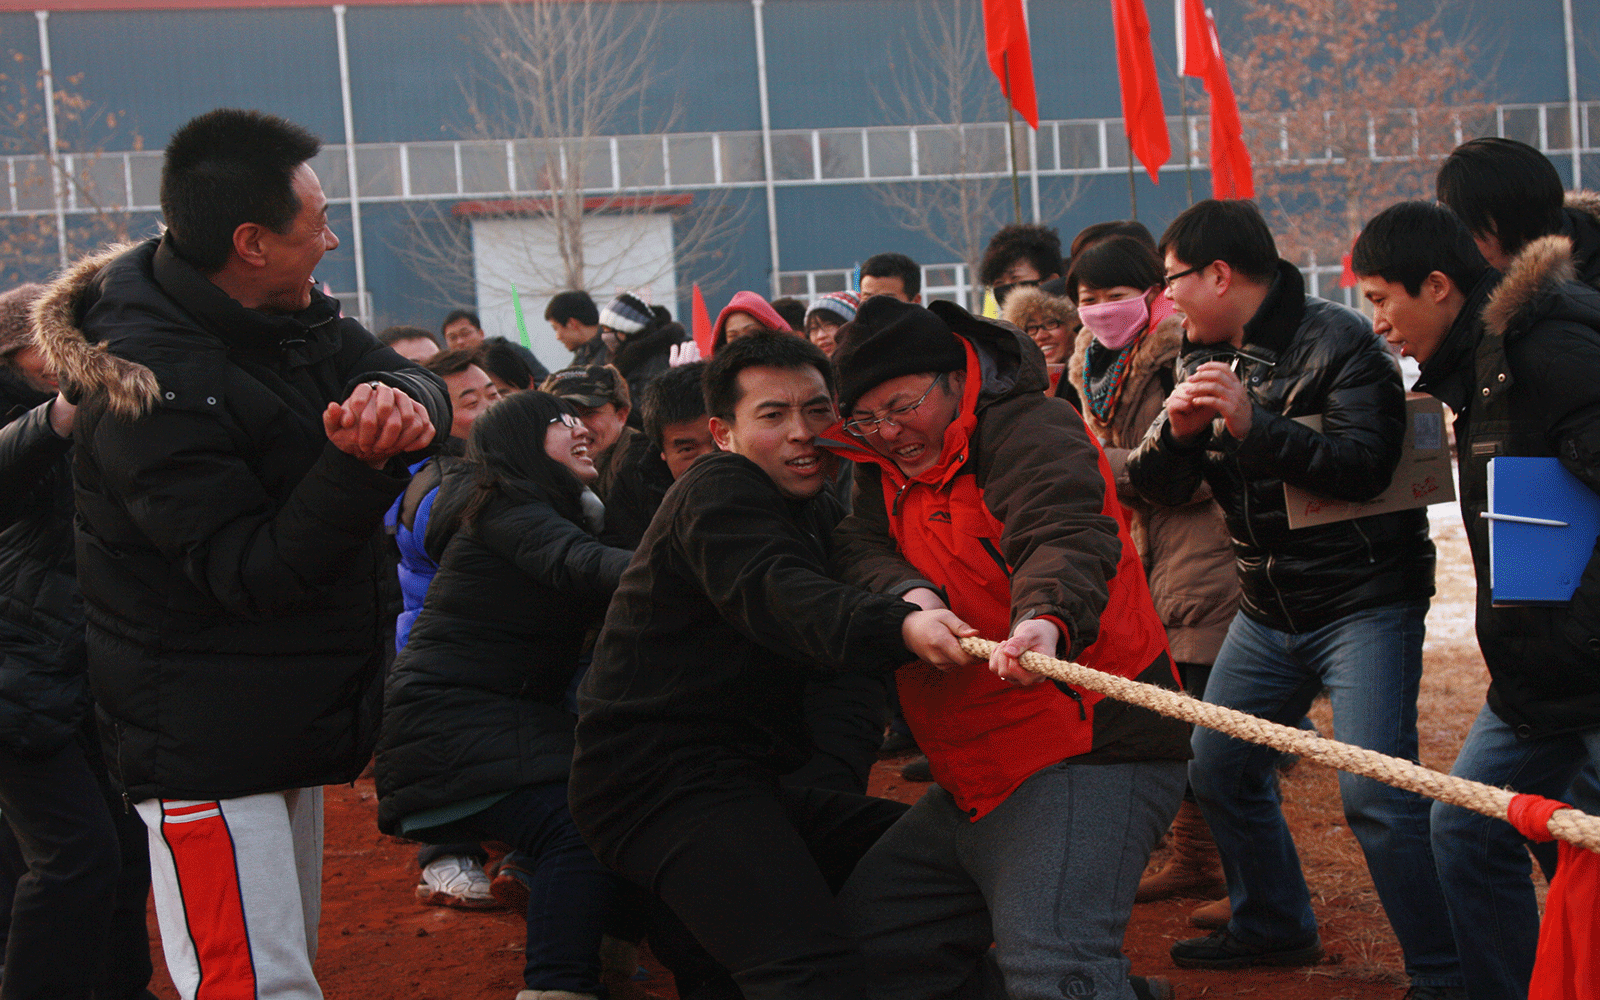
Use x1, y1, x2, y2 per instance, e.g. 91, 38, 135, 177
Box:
1508, 793, 1570, 843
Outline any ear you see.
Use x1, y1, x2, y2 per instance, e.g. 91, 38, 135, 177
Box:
1423, 270, 1454, 304
1209, 260, 1235, 295
614, 403, 631, 423
232, 222, 268, 268
708, 414, 733, 452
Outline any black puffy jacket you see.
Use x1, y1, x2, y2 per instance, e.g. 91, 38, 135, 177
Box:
374, 468, 631, 833
0, 375, 87, 756
1127, 261, 1435, 633
1418, 238, 1600, 737
36, 237, 451, 800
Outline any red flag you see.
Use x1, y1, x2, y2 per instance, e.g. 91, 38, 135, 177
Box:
1339, 251, 1357, 289
691, 283, 714, 357
1179, 0, 1253, 198
982, 0, 1038, 129
1111, 0, 1169, 183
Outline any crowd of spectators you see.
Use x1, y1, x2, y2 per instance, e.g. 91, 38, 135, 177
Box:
2, 108, 1597, 1000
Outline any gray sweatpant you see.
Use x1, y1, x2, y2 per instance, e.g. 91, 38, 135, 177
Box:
837, 759, 1184, 1000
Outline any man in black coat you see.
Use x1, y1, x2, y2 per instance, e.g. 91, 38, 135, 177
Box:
0, 284, 154, 1000
570, 333, 974, 1000
1354, 201, 1600, 1000
1126, 200, 1462, 996
36, 109, 449, 1000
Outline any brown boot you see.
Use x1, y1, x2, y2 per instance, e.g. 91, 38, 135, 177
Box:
1135, 800, 1227, 902
1189, 895, 1231, 929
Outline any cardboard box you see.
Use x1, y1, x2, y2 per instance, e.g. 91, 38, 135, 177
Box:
1283, 394, 1455, 529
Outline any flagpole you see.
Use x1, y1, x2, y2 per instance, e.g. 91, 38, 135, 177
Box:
1003, 52, 1022, 224
1127, 134, 1138, 220
1176, 78, 1195, 205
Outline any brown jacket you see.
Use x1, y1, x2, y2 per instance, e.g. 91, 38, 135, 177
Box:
1068, 314, 1239, 665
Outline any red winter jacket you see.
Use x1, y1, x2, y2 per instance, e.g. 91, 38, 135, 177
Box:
825, 310, 1190, 820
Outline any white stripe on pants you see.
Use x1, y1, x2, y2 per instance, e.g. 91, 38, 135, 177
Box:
137, 787, 324, 1000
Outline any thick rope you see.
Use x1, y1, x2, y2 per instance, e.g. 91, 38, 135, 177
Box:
958, 636, 1600, 855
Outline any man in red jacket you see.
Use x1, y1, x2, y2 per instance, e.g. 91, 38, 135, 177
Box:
824, 295, 1190, 1000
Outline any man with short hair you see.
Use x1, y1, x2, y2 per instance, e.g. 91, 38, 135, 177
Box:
978, 222, 1064, 306
600, 360, 713, 549
1353, 200, 1600, 1000
859, 252, 921, 303
378, 325, 440, 364
1125, 199, 1461, 995
824, 295, 1189, 1000
1436, 136, 1600, 287
427, 348, 501, 443
570, 332, 973, 1000
36, 108, 450, 1000
440, 307, 550, 383
541, 364, 642, 501
545, 289, 607, 366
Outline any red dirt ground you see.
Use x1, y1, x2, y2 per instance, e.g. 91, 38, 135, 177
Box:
143, 510, 1506, 1000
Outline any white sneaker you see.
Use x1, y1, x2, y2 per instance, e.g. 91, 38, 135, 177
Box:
415, 855, 500, 909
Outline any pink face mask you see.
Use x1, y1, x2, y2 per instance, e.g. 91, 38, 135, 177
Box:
1078, 295, 1150, 351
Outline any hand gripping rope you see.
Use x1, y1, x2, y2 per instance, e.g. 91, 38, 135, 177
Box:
955, 636, 1600, 853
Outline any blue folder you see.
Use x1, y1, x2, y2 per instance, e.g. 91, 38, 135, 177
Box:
1487, 457, 1600, 604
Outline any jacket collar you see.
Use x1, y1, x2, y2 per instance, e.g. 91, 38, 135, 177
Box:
1239, 259, 1306, 357
1414, 268, 1499, 415
151, 234, 341, 351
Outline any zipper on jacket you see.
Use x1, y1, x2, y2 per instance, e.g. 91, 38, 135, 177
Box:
1351, 519, 1376, 564
978, 538, 1013, 579
891, 479, 912, 516
1054, 681, 1088, 720
114, 721, 131, 813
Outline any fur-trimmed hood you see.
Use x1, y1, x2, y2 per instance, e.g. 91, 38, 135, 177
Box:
1567, 189, 1600, 229
1482, 234, 1600, 342
33, 242, 160, 421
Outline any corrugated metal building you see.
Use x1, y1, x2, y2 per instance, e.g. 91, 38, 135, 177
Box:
0, 0, 1593, 368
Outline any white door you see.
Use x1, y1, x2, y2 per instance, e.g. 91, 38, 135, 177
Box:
470, 212, 678, 373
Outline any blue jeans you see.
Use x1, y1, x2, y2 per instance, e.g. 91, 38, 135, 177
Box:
432, 782, 620, 995
1432, 705, 1600, 1000
838, 759, 1186, 1000
1191, 602, 1461, 987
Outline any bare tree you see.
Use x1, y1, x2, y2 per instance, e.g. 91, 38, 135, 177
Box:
870, 0, 1083, 310
1229, 0, 1492, 269
0, 50, 135, 286
399, 0, 743, 314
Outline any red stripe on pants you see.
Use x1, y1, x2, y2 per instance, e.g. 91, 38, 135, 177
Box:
161, 801, 259, 1000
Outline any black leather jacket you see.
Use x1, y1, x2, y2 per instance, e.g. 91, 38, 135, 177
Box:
1127, 261, 1435, 633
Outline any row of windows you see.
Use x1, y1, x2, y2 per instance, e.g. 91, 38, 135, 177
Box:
8, 101, 1596, 219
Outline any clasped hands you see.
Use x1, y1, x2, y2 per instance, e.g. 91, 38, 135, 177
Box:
323, 381, 435, 469
898, 586, 1058, 687
1166, 360, 1253, 443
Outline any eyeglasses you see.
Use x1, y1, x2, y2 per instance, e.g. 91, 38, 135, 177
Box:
1164, 261, 1213, 284
844, 377, 943, 438
1024, 321, 1066, 338
549, 413, 584, 431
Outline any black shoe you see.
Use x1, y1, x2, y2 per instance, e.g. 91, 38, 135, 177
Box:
1170, 927, 1323, 969
1128, 974, 1173, 1000
879, 730, 919, 757
900, 755, 933, 782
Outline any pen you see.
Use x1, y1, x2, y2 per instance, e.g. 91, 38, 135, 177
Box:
1481, 512, 1570, 527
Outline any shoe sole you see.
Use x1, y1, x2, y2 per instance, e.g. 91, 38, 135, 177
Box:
414, 885, 503, 910
1171, 943, 1324, 970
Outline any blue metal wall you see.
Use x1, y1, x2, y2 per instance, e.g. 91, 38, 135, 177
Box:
3, 0, 1595, 341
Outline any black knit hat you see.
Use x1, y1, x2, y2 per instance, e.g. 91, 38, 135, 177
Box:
833, 295, 967, 413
